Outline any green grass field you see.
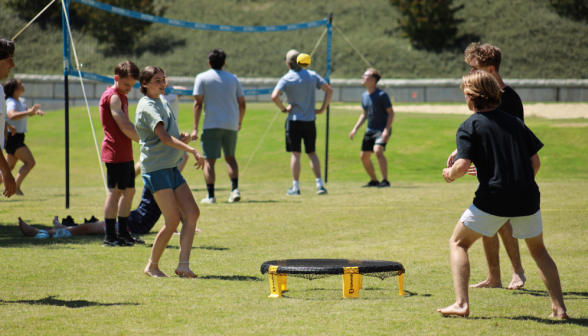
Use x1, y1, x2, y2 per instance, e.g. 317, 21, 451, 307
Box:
1, 103, 587, 334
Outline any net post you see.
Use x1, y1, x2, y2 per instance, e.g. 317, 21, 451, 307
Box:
342, 267, 359, 298
398, 272, 406, 296
324, 13, 332, 183
62, 0, 71, 209
268, 266, 283, 298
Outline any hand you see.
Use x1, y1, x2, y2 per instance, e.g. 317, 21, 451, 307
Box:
2, 172, 16, 198
349, 129, 356, 140
443, 168, 454, 183
468, 165, 477, 176
191, 129, 199, 141
447, 149, 458, 168
381, 129, 390, 143
30, 104, 40, 116
238, 124, 242, 131
315, 109, 324, 115
284, 104, 294, 113
192, 151, 205, 170
8, 124, 17, 136
180, 133, 190, 144
36, 109, 45, 116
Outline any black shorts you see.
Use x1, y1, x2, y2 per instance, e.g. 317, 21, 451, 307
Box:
286, 120, 316, 154
5, 133, 27, 155
361, 129, 391, 152
105, 161, 135, 190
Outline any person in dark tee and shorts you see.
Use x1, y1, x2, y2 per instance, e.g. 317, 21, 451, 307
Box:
349, 68, 395, 188
99, 61, 141, 247
271, 49, 333, 195
447, 43, 526, 290
438, 71, 567, 319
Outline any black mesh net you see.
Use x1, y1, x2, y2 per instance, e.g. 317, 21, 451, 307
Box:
260, 259, 404, 281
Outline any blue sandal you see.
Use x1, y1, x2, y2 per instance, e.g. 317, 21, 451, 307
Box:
53, 228, 72, 238
34, 230, 49, 239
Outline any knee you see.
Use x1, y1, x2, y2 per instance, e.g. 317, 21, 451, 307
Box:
374, 151, 385, 160
360, 152, 371, 161
28, 158, 36, 168
527, 243, 548, 260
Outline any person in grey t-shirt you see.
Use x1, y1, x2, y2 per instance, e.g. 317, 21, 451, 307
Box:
191, 49, 246, 204
271, 49, 333, 196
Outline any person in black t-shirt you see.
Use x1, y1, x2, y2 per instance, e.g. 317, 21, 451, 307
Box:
447, 43, 526, 291
438, 72, 567, 319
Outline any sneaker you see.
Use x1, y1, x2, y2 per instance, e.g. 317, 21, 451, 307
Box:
377, 180, 391, 188
317, 186, 328, 195
286, 187, 300, 196
228, 189, 241, 203
117, 233, 136, 246
123, 233, 144, 244
201, 197, 216, 204
84, 215, 99, 223
362, 180, 379, 187
102, 236, 131, 247
62, 215, 78, 227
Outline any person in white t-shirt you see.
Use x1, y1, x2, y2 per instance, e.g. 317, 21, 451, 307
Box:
2, 78, 45, 196
0, 38, 16, 198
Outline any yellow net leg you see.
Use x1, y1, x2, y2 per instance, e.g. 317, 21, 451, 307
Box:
342, 274, 360, 298
398, 273, 406, 296
279, 274, 287, 292
358, 274, 363, 290
268, 273, 283, 298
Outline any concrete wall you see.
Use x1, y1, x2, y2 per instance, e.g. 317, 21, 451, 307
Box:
11, 74, 588, 111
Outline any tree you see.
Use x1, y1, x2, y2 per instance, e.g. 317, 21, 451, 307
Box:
389, 0, 464, 50
5, 0, 167, 54
550, 0, 588, 22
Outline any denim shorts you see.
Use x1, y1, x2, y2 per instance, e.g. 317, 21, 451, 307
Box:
142, 167, 186, 194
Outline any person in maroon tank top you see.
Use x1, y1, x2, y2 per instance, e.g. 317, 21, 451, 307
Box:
99, 61, 141, 247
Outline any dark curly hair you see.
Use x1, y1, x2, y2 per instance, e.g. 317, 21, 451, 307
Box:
208, 49, 226, 70
0, 38, 15, 61
3, 78, 20, 99
460, 71, 502, 111
464, 43, 502, 73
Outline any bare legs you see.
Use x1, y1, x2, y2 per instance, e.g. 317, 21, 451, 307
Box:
104, 187, 135, 219
145, 183, 199, 278
18, 217, 105, 237
438, 221, 568, 319
4, 146, 36, 196
291, 152, 321, 181
360, 145, 387, 182
470, 221, 526, 289
204, 155, 238, 184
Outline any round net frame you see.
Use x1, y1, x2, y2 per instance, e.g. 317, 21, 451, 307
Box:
260, 259, 405, 281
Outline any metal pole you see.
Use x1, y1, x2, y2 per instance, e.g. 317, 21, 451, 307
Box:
324, 13, 332, 183
62, 0, 71, 209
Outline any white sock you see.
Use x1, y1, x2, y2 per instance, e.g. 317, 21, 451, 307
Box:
316, 178, 323, 188
293, 180, 300, 190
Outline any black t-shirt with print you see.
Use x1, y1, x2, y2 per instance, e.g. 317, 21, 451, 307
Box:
498, 86, 524, 121
455, 109, 544, 217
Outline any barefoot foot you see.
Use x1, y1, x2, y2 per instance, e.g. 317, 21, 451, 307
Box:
175, 264, 197, 278
18, 217, 39, 237
144, 263, 168, 277
508, 272, 526, 290
437, 303, 470, 317
549, 309, 569, 320
15, 189, 24, 196
52, 216, 67, 229
470, 278, 502, 288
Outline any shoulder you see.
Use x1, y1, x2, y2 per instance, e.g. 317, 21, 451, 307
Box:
377, 89, 390, 98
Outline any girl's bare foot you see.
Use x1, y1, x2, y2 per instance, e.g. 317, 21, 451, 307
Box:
437, 303, 470, 317
144, 260, 168, 277
470, 278, 502, 288
52, 216, 67, 229
15, 189, 24, 196
549, 309, 569, 320
508, 272, 526, 290
175, 262, 197, 278
18, 217, 39, 237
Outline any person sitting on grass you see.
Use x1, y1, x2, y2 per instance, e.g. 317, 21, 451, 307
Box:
438, 71, 567, 319
1, 78, 44, 196
349, 68, 394, 188
135, 66, 204, 278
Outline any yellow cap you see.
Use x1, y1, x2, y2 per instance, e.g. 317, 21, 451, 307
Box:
297, 53, 311, 68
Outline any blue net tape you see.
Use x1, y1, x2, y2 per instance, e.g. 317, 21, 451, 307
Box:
73, 0, 327, 32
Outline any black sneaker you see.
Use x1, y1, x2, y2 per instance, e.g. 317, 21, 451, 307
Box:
117, 233, 136, 246
362, 180, 379, 187
84, 215, 99, 223
132, 235, 145, 244
62, 215, 78, 227
102, 236, 131, 247
377, 180, 391, 188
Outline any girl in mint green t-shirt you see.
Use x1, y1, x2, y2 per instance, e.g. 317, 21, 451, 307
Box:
135, 66, 204, 278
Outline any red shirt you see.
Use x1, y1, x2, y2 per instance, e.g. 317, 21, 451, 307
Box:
99, 86, 133, 163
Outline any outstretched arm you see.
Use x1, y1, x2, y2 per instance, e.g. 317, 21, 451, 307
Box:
110, 94, 139, 142
8, 104, 44, 120
315, 83, 333, 114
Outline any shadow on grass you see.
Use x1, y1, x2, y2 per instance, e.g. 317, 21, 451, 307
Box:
505, 316, 588, 328
191, 188, 228, 192
399, 290, 432, 297
144, 244, 229, 251
0, 295, 139, 308
198, 275, 262, 282
512, 288, 588, 299
0, 198, 47, 203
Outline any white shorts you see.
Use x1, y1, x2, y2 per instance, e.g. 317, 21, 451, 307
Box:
460, 204, 543, 239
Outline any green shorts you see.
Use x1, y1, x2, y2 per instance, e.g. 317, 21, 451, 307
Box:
201, 128, 238, 159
